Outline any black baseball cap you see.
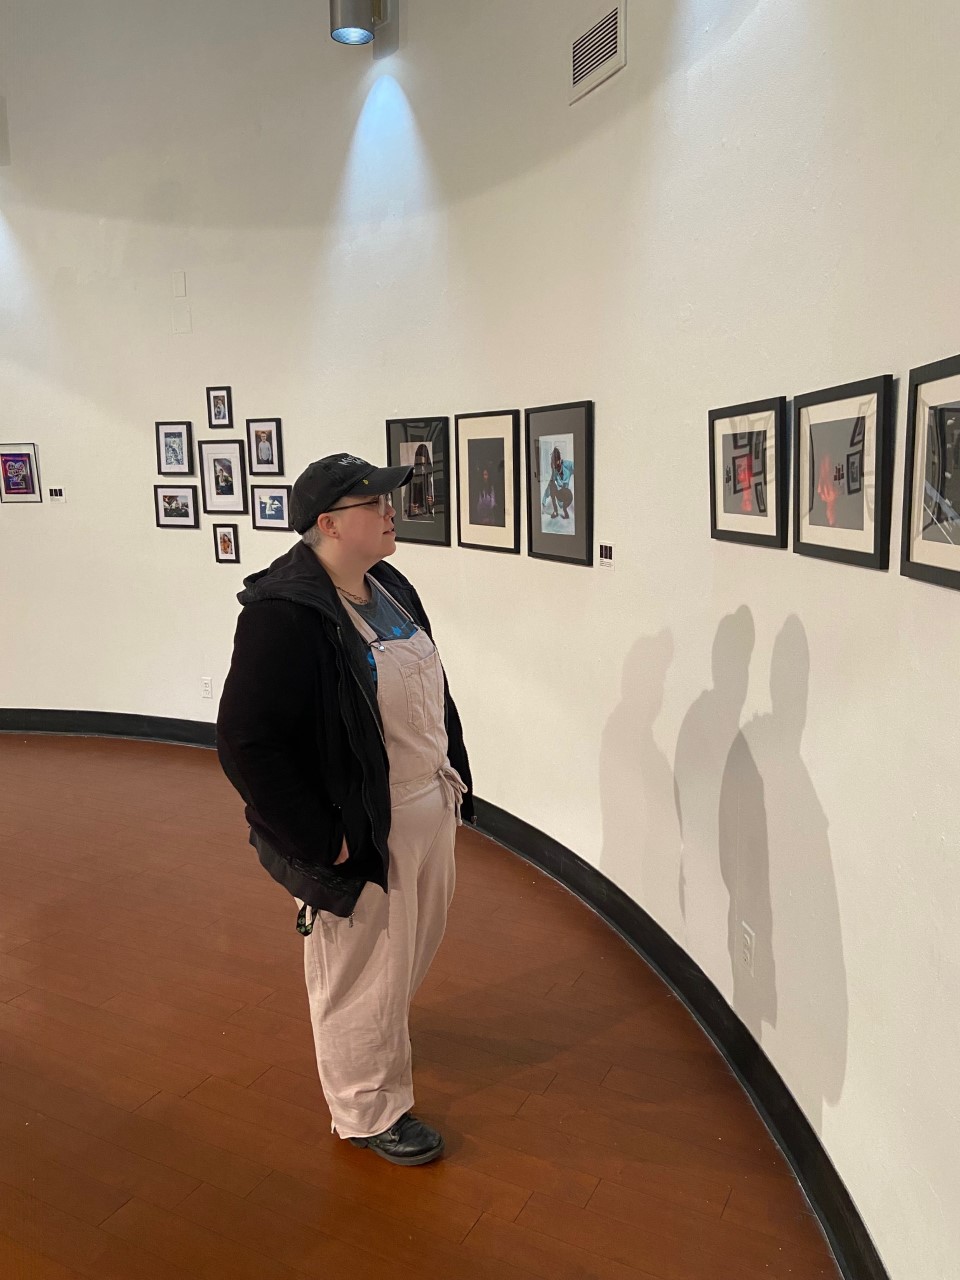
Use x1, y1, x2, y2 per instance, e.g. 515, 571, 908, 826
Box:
290, 452, 414, 534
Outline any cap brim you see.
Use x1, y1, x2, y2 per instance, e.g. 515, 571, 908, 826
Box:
345, 464, 414, 496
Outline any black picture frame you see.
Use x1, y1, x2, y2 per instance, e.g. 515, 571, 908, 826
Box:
155, 421, 194, 476
154, 484, 199, 529
0, 442, 42, 504
709, 396, 788, 549
455, 410, 521, 555
900, 352, 960, 591
793, 374, 894, 570
386, 416, 451, 547
206, 386, 234, 430
251, 484, 293, 531
525, 400, 594, 566
213, 523, 240, 564
247, 418, 284, 476
199, 439, 248, 515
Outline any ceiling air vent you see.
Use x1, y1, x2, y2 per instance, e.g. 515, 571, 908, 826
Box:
570, 4, 627, 104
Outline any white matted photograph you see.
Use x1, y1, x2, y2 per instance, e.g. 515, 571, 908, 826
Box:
213, 523, 240, 563
455, 410, 520, 554
709, 397, 787, 549
247, 418, 284, 475
793, 375, 894, 570
154, 484, 199, 528
206, 385, 234, 430
199, 440, 248, 515
252, 484, 292, 531
155, 421, 194, 476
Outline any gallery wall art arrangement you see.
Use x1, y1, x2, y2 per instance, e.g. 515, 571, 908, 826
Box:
151, 387, 290, 560
708, 351, 960, 592
386, 401, 597, 567
128, 350, 960, 588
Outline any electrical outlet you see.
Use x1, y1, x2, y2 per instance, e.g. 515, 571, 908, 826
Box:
200, 677, 213, 699
740, 922, 756, 975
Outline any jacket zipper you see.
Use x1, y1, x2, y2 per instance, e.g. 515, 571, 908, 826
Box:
336, 624, 388, 894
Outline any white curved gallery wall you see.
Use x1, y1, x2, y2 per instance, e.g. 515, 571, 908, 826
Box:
1, 3, 958, 1275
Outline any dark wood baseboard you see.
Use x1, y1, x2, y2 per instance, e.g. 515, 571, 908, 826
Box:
0, 708, 215, 748
0, 709, 887, 1280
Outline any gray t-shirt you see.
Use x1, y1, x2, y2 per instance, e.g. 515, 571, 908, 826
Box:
349, 583, 420, 686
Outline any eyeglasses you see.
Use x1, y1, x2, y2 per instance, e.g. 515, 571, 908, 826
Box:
326, 493, 394, 516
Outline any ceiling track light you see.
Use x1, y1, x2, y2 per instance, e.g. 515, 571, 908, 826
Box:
330, 0, 384, 45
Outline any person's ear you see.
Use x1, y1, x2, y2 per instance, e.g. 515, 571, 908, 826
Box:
317, 512, 338, 538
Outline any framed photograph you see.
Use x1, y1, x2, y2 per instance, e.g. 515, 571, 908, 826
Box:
206, 386, 234, 430
155, 421, 194, 476
247, 418, 284, 475
709, 396, 787, 548
252, 484, 292, 531
901, 352, 960, 590
455, 410, 521, 554
525, 400, 594, 566
213, 523, 240, 564
386, 417, 450, 546
0, 443, 42, 503
199, 439, 248, 515
793, 375, 894, 569
154, 484, 199, 528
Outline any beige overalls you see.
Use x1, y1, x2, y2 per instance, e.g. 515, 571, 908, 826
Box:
300, 581, 466, 1140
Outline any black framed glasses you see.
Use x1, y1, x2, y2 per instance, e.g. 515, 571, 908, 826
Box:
326, 493, 394, 516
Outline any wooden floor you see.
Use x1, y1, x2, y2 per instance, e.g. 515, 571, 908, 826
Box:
0, 734, 841, 1280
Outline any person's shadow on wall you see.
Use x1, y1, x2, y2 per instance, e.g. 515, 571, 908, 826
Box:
598, 629, 682, 937
719, 687, 777, 1045
724, 616, 848, 1133
673, 606, 756, 986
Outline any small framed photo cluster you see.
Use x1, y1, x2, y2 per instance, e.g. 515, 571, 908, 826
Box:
153, 386, 292, 559
385, 401, 596, 565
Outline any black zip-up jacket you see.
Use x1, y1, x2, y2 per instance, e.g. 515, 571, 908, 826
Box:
216, 543, 474, 922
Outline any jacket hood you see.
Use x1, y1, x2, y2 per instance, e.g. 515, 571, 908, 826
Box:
237, 543, 412, 617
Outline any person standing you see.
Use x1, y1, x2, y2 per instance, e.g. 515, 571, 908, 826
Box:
217, 452, 474, 1166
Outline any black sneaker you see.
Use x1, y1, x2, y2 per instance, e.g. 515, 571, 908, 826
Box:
348, 1113, 444, 1166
